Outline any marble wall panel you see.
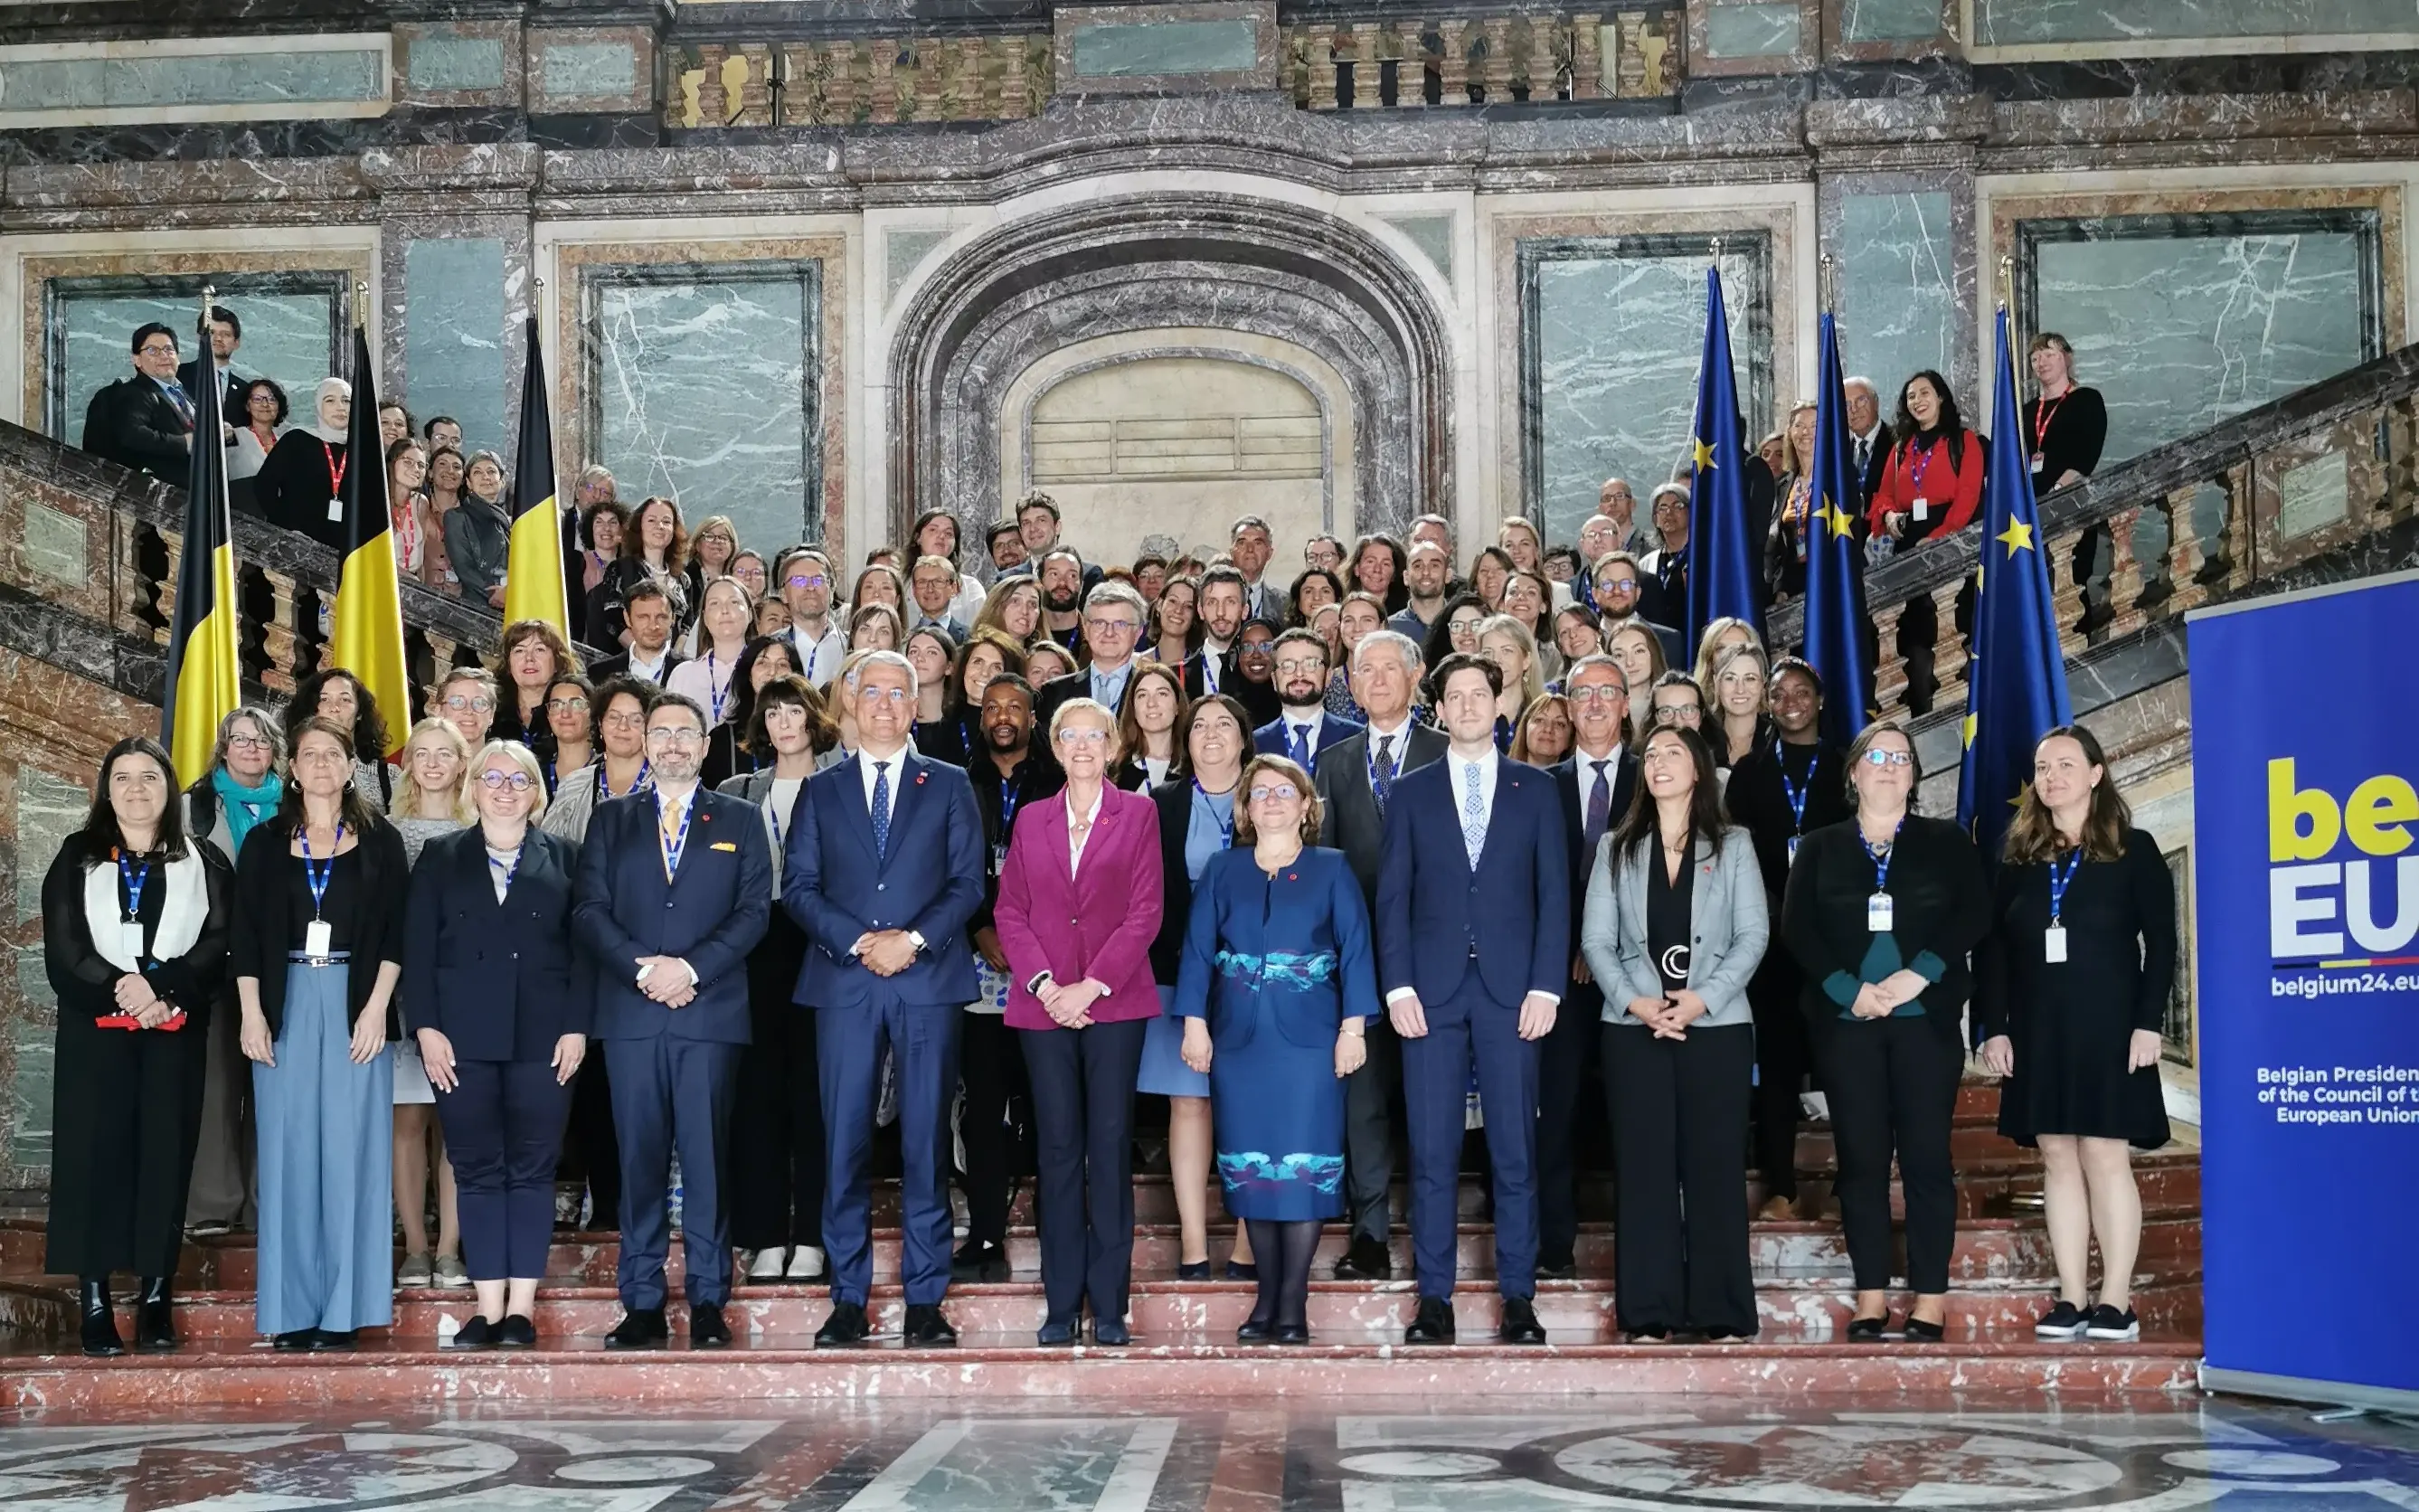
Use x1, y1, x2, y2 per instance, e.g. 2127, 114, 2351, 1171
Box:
1837, 190, 1960, 401
1072, 19, 1258, 77
395, 22, 523, 109
43, 277, 347, 443
1052, 2, 1278, 93
0, 42, 387, 127
1703, 3, 1802, 58
401, 238, 509, 452
526, 28, 655, 115
1974, 0, 2419, 46
1838, 0, 1945, 43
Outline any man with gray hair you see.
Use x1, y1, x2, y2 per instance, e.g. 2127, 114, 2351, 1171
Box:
1312, 628, 1449, 1280
1032, 580, 1148, 787
1844, 375, 1892, 507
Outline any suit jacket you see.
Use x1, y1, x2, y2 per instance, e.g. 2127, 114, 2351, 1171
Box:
1029, 663, 1143, 795
992, 785, 1164, 1031
1580, 827, 1768, 1029
1148, 777, 1236, 983
402, 827, 590, 1061
1374, 753, 1570, 1010
1179, 647, 1236, 702
176, 359, 243, 421
783, 749, 986, 1010
82, 376, 192, 480
572, 787, 772, 1043
587, 647, 689, 687
1851, 420, 1895, 507
1313, 722, 1448, 906
1254, 711, 1365, 767
1551, 748, 1639, 947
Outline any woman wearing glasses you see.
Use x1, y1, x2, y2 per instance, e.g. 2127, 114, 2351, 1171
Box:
543, 678, 657, 843
1171, 753, 1377, 1345
430, 668, 500, 752
1781, 723, 1989, 1342
402, 740, 587, 1349
993, 698, 1165, 1345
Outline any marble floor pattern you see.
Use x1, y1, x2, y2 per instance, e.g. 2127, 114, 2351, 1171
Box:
0, 1399, 2414, 1511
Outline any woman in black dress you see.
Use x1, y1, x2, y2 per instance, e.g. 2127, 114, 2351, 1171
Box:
43, 738, 232, 1354
1781, 723, 1989, 1343
1977, 724, 2172, 1345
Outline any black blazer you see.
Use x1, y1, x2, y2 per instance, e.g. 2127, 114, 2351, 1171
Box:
587, 647, 689, 686
1148, 777, 1237, 985
229, 817, 411, 1040
176, 359, 243, 421
1550, 747, 1639, 939
1779, 814, 1989, 1043
1314, 723, 1449, 907
401, 827, 589, 1061
82, 377, 192, 480
1852, 420, 1895, 507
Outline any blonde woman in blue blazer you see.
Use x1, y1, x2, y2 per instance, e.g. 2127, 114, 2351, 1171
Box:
1581, 723, 1768, 1343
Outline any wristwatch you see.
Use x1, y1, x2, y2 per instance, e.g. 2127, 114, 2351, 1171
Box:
1026, 969, 1056, 995
906, 931, 927, 955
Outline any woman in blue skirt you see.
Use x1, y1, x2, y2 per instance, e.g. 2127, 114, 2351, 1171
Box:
232, 717, 411, 1350
1174, 753, 1379, 1344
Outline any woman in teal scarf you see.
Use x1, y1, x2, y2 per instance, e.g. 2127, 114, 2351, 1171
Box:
184, 706, 285, 1233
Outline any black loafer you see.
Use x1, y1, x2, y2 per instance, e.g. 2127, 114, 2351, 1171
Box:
902, 1303, 958, 1347
604, 1308, 669, 1350
272, 1328, 317, 1352
816, 1300, 871, 1347
1846, 1314, 1890, 1342
310, 1329, 357, 1351
1225, 1261, 1258, 1281
134, 1280, 176, 1353
1498, 1297, 1546, 1345
690, 1302, 732, 1348
1176, 1261, 1212, 1280
497, 1314, 537, 1349
1534, 1254, 1577, 1281
1403, 1297, 1455, 1344
1273, 1322, 1310, 1345
1903, 1316, 1946, 1343
1333, 1235, 1394, 1281
1091, 1318, 1131, 1347
1236, 1317, 1273, 1343
1037, 1318, 1080, 1346
449, 1315, 497, 1350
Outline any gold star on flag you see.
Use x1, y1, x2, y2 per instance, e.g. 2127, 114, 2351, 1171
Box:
1996, 517, 2035, 556
1817, 500, 1857, 538
1693, 437, 1716, 471
1961, 713, 1979, 749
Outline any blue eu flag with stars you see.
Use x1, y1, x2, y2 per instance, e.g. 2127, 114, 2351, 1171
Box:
1957, 307, 2074, 857
1803, 311, 1876, 751
1687, 264, 1764, 648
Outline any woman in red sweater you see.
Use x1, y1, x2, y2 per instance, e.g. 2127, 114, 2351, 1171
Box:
1867, 372, 1986, 549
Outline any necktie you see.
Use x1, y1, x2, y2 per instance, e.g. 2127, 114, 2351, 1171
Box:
165, 383, 194, 428
1584, 758, 1611, 855
1461, 761, 1486, 870
1856, 436, 1871, 477
871, 761, 893, 860
1289, 723, 1311, 766
1372, 734, 1395, 817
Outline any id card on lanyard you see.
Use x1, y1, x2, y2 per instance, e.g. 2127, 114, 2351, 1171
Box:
1775, 743, 1811, 865
1860, 822, 1898, 932
322, 442, 347, 524
2045, 848, 2082, 962
302, 824, 344, 959
116, 849, 151, 959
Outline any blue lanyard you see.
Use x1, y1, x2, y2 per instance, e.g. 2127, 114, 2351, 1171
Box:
1195, 779, 1234, 845
601, 760, 649, 799
999, 776, 1023, 839
301, 823, 344, 920
489, 845, 522, 893
706, 651, 729, 723
1200, 651, 1220, 695
2047, 849, 2083, 925
116, 849, 152, 921
659, 794, 694, 881
1774, 742, 1812, 835
799, 632, 821, 685
1859, 820, 1900, 893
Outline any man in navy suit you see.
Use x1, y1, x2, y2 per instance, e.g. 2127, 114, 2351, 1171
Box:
1032, 581, 1150, 792
1253, 629, 1363, 768
572, 690, 772, 1351
1375, 651, 1569, 1347
785, 650, 987, 1348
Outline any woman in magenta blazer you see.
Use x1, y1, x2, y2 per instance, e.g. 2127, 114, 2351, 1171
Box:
994, 696, 1166, 1347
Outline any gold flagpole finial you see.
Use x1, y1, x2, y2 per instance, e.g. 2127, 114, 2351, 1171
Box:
1819, 253, 1835, 317
354, 279, 369, 330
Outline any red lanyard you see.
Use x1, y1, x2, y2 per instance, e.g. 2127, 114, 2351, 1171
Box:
2032, 392, 2067, 457
321, 442, 347, 498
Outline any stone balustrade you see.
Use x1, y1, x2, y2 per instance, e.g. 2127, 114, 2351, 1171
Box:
1767, 344, 2419, 726
668, 34, 1054, 129
1285, 10, 1684, 109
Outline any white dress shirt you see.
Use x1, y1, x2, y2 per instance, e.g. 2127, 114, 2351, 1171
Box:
789, 621, 848, 687
626, 646, 672, 685
1066, 785, 1102, 874
856, 745, 908, 831
1386, 746, 1557, 1007
1280, 710, 1327, 763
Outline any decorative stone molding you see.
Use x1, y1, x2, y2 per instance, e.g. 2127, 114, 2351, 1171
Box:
1286, 9, 1683, 106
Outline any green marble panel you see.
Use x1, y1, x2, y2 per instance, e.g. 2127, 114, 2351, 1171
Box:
1841, 0, 1943, 42
1838, 192, 1957, 398
16, 767, 90, 925
1071, 20, 1258, 78
1703, 3, 1801, 58
50, 281, 343, 443
539, 41, 637, 101
7, 967, 52, 1177
407, 34, 506, 93
403, 239, 508, 452
0, 49, 384, 113
1978, 0, 2417, 44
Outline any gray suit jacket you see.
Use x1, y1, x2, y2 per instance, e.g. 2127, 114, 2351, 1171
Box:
1313, 722, 1450, 905
1581, 825, 1767, 1029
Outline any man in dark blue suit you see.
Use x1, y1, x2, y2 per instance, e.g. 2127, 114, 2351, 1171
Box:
1252, 628, 1363, 768
784, 649, 987, 1348
1375, 651, 1569, 1347
572, 690, 772, 1350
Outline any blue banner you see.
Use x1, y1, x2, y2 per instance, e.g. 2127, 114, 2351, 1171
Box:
1803, 312, 1876, 750
2191, 572, 2419, 1407
1687, 265, 1764, 647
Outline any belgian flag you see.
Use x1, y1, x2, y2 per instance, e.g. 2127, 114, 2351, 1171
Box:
504, 317, 570, 638
327, 323, 411, 758
161, 295, 241, 784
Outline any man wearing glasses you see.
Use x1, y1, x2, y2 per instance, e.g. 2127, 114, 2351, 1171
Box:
1592, 550, 1685, 667
1031, 581, 1148, 785
83, 323, 196, 480
573, 690, 772, 1352
776, 547, 848, 688
783, 651, 987, 1349
1637, 482, 1694, 630
1252, 628, 1363, 767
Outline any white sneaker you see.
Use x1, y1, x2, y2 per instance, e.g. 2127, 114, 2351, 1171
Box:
396, 1251, 433, 1288
433, 1253, 470, 1289
747, 1247, 788, 1280
788, 1246, 826, 1280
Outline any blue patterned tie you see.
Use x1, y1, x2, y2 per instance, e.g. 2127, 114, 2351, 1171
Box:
1461, 761, 1486, 870
871, 761, 893, 860
1371, 734, 1395, 818
1584, 759, 1612, 855
1289, 723, 1310, 767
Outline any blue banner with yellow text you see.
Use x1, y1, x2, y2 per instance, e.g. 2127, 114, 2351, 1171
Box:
2191, 571, 2419, 1409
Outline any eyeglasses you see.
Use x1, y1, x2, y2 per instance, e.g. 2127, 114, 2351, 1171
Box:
1057, 728, 1109, 747
1274, 657, 1326, 676
1597, 576, 1639, 592
1567, 685, 1626, 705
1248, 783, 1301, 803
477, 770, 535, 792
1859, 749, 1914, 768
785, 574, 828, 590
1652, 704, 1701, 723
1084, 617, 1139, 636
601, 710, 647, 729
646, 727, 704, 747
443, 695, 496, 713
545, 696, 590, 713
858, 686, 911, 706
225, 732, 270, 751
137, 343, 176, 356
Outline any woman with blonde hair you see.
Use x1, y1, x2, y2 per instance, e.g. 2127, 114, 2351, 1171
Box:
1475, 613, 1546, 752
1706, 643, 1773, 770
1607, 623, 1668, 745
385, 715, 472, 1291
1690, 617, 1763, 695
1763, 401, 1822, 602
973, 577, 1044, 647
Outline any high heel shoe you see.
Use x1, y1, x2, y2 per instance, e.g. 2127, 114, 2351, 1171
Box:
79, 1279, 123, 1357
134, 1277, 176, 1353
1845, 1314, 1890, 1343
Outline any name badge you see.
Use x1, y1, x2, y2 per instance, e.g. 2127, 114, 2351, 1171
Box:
1786, 836, 1800, 865
326, 497, 344, 524
2045, 925, 2068, 963
991, 842, 1008, 877
2030, 453, 2046, 474
118, 919, 147, 959
1866, 893, 1894, 932
1910, 497, 1930, 523
305, 920, 335, 959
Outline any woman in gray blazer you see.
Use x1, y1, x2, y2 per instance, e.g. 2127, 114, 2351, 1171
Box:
1582, 723, 1767, 1342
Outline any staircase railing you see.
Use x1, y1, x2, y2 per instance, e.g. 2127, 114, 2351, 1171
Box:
1766, 343, 2419, 719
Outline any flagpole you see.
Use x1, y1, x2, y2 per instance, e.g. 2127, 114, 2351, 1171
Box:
1999, 254, 2020, 411
1818, 252, 1835, 317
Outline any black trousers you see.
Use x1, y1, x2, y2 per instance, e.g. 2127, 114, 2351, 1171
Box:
731, 913, 823, 1251
1340, 1014, 1403, 1247
567, 1053, 619, 1231
1818, 1014, 1961, 1293
45, 1007, 209, 1279
1535, 979, 1602, 1265
1748, 963, 1813, 1199
1602, 1022, 1758, 1336
438, 1058, 573, 1280
1019, 1017, 1148, 1327
957, 1009, 1029, 1247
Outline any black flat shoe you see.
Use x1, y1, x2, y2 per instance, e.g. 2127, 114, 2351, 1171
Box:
902, 1303, 958, 1347
1533, 1254, 1577, 1281
2035, 1300, 2088, 1340
1225, 1261, 1259, 1281
690, 1301, 732, 1347
310, 1329, 357, 1351
497, 1314, 537, 1349
272, 1328, 317, 1352
1037, 1318, 1080, 1347
78, 1280, 122, 1358
1403, 1297, 1455, 1344
1236, 1317, 1273, 1343
1902, 1316, 1946, 1343
604, 1308, 669, 1350
1091, 1318, 1131, 1347
1846, 1315, 1890, 1342
1334, 1235, 1394, 1280
1176, 1261, 1212, 1280
1498, 1297, 1546, 1345
950, 1239, 1008, 1283
449, 1316, 497, 1349
1273, 1323, 1310, 1346
816, 1300, 871, 1347
2083, 1303, 2140, 1342
133, 1278, 175, 1353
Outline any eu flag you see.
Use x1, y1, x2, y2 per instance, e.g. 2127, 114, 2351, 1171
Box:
1803, 311, 1876, 750
1687, 264, 1763, 647
1957, 307, 2074, 855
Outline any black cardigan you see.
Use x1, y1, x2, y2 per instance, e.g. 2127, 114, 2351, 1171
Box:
42, 834, 232, 1023
230, 816, 411, 1039
1148, 777, 1239, 984
1779, 813, 1989, 1042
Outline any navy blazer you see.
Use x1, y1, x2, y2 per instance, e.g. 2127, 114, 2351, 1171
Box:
1551, 749, 1639, 946
1252, 712, 1366, 766
572, 787, 772, 1044
783, 749, 986, 1011
1374, 753, 1571, 1010
402, 827, 590, 1061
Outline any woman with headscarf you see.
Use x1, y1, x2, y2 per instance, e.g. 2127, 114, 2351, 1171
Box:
254, 378, 354, 552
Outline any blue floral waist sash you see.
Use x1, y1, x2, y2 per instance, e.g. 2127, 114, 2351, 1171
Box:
1214, 950, 1337, 991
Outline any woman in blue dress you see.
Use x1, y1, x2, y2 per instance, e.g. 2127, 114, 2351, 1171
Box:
1174, 753, 1379, 1344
